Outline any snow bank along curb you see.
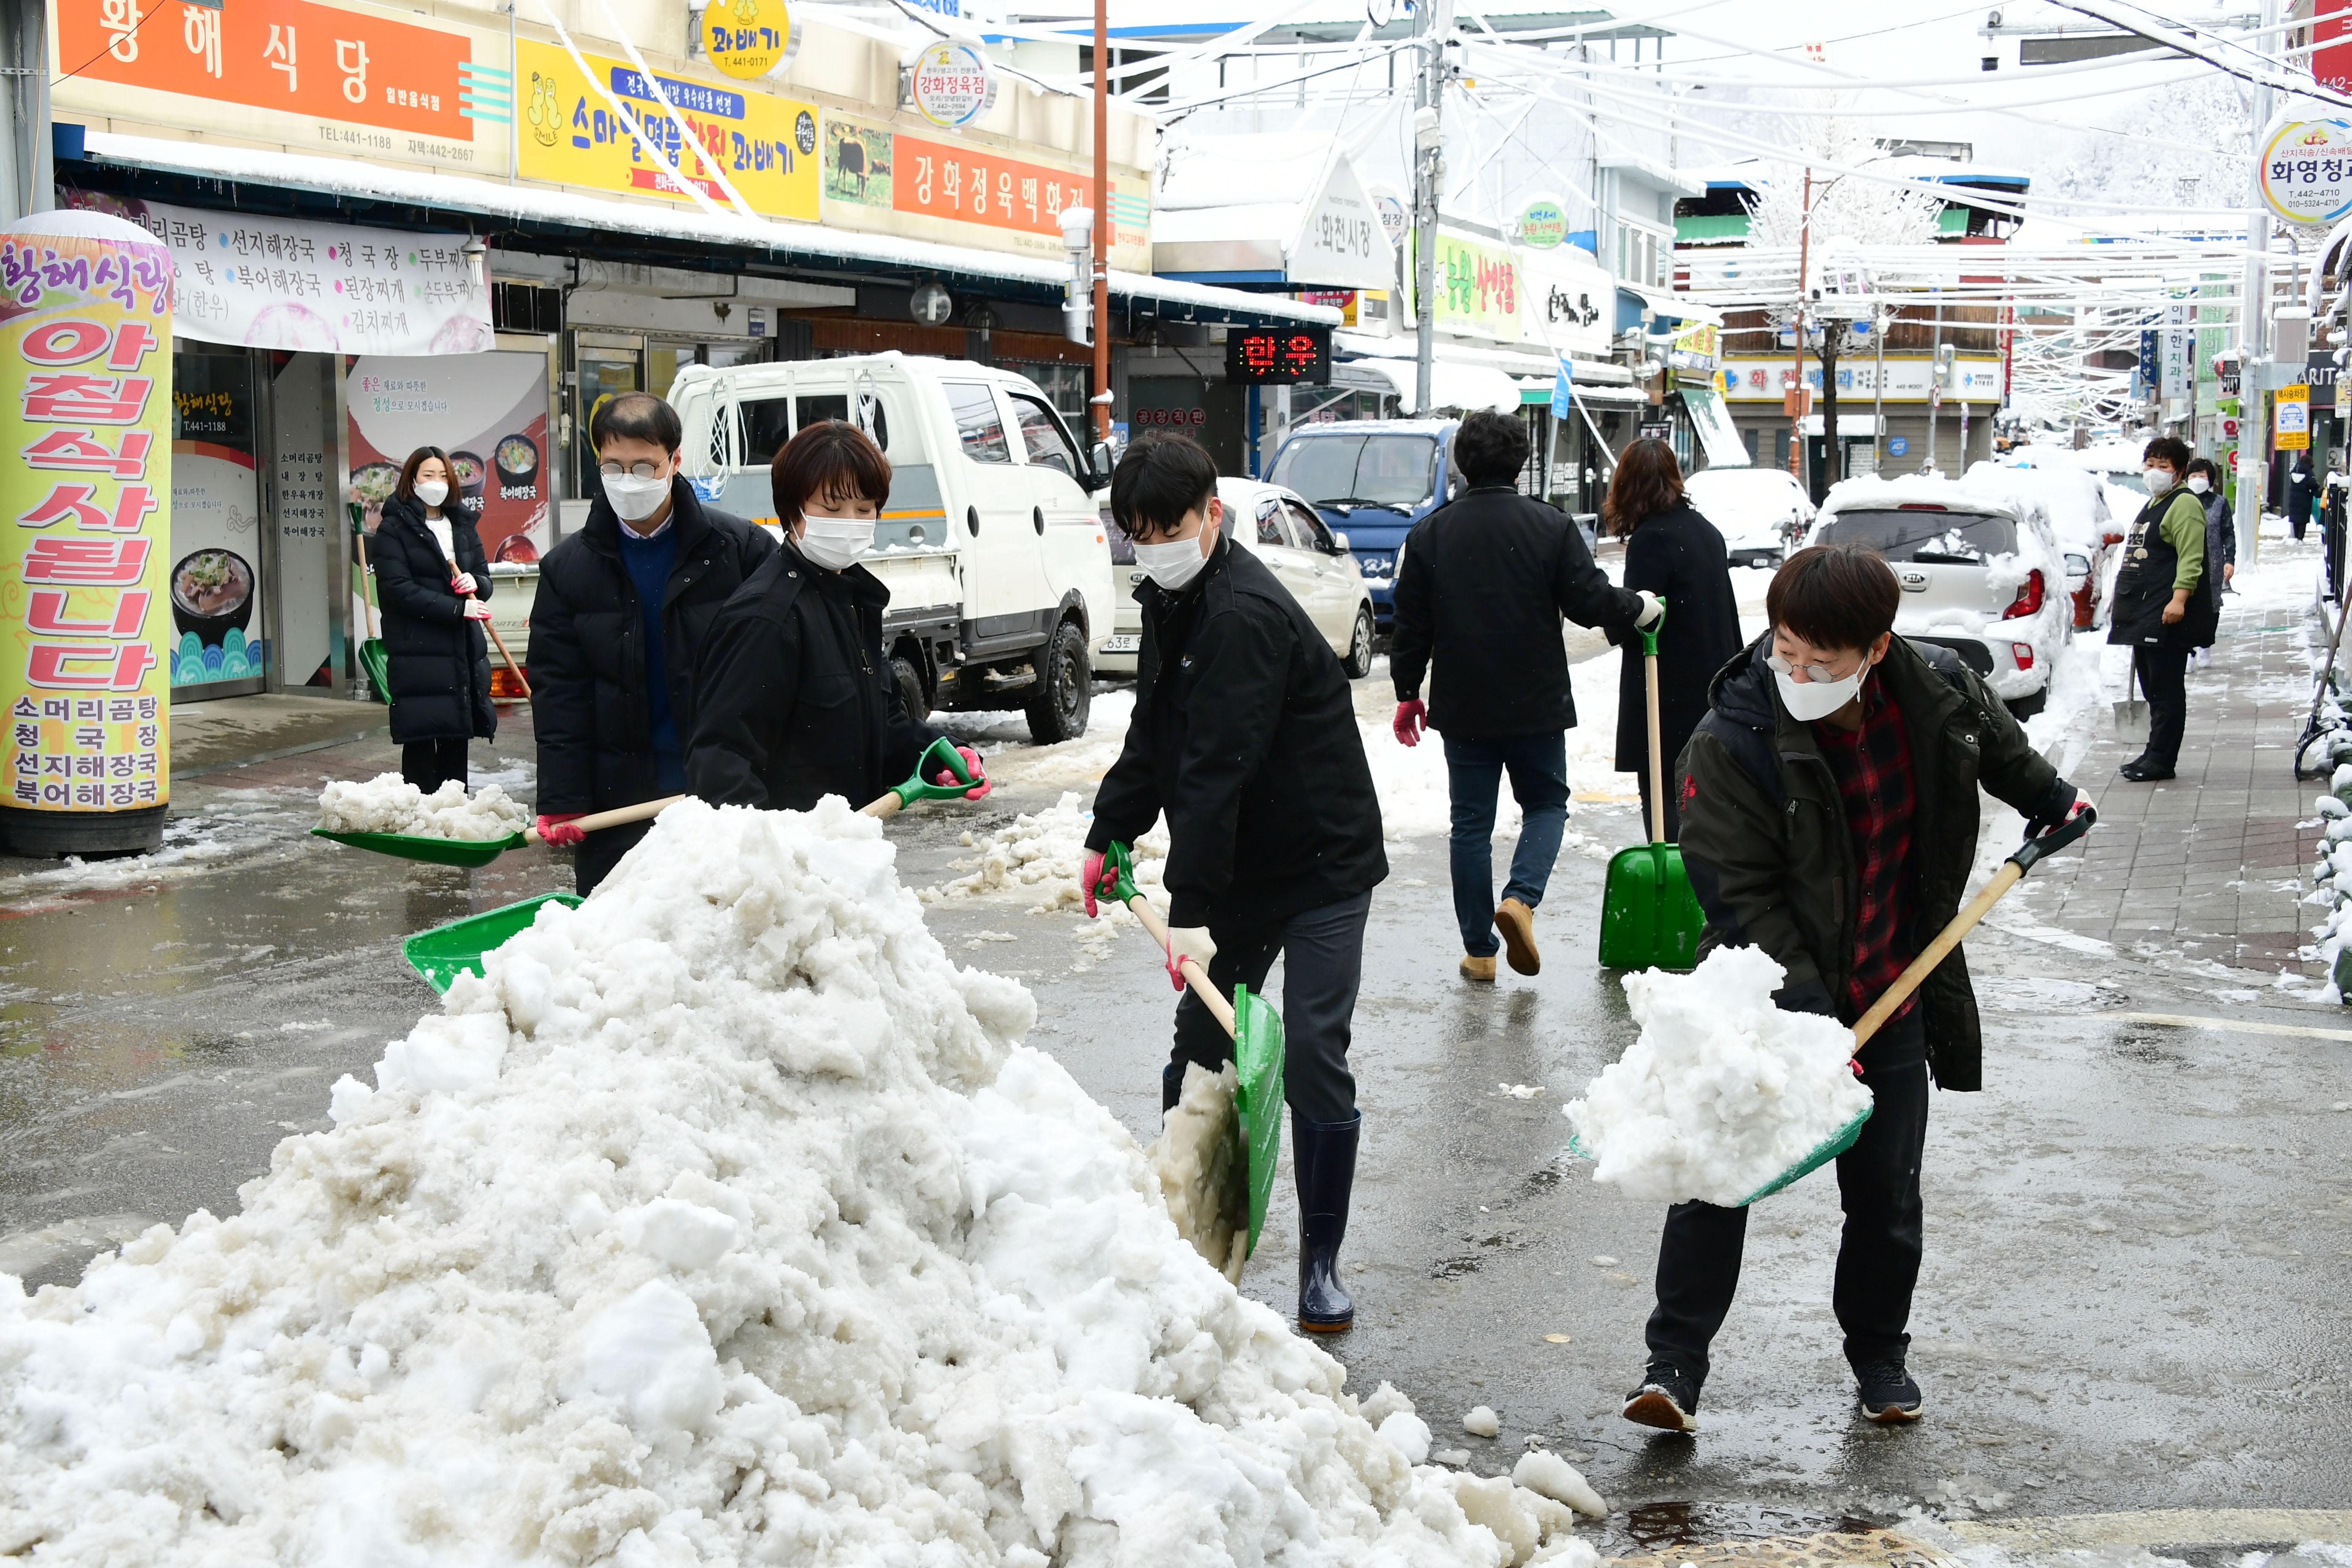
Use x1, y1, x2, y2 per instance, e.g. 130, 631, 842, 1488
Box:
1, 799, 1603, 1565
1565, 946, 1872, 1207
316, 772, 528, 840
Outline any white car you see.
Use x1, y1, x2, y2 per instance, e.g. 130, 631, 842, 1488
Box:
1807, 475, 2070, 718
1098, 477, 1376, 678
1960, 458, 2123, 631
1684, 465, 1817, 570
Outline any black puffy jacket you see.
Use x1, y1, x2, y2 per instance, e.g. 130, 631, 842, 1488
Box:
1608, 499, 1745, 776
1086, 534, 1386, 930
373, 495, 494, 746
685, 540, 943, 811
531, 480, 776, 815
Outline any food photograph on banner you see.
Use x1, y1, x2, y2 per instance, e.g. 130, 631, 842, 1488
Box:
346, 353, 555, 569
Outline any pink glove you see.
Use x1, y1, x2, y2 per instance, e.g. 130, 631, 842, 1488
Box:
449, 571, 478, 596
1393, 699, 1426, 747
534, 812, 586, 847
463, 600, 493, 621
1081, 849, 1118, 918
935, 744, 990, 800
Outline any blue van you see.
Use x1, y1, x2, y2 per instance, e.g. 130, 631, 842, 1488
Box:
1264, 419, 1459, 633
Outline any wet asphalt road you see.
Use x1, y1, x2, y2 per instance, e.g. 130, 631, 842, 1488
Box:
1, 702, 2349, 1543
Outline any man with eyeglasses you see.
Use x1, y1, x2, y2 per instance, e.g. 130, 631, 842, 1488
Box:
1621, 542, 2087, 1434
530, 391, 777, 893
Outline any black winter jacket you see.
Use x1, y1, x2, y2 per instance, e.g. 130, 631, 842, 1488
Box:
373, 495, 495, 746
531, 480, 776, 815
685, 540, 943, 811
1607, 499, 1745, 776
1390, 485, 1644, 738
1676, 633, 2074, 1092
1086, 534, 1386, 930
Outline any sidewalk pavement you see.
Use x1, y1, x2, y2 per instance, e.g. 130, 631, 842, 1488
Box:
172, 692, 387, 777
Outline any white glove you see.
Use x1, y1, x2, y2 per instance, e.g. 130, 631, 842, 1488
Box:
1165, 925, 1217, 982
449, 571, 478, 596
1634, 591, 1664, 630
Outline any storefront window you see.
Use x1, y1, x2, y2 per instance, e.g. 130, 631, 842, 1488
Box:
170, 347, 268, 695
572, 346, 640, 499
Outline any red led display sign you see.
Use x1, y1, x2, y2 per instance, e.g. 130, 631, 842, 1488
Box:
1225, 327, 1330, 385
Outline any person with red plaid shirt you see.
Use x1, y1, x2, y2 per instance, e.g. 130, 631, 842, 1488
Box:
1620, 544, 2089, 1433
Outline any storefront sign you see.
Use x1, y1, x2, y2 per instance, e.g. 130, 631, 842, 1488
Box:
63, 191, 492, 356
169, 362, 267, 689
1716, 356, 2002, 403
2259, 120, 2352, 227
1515, 195, 1569, 250
52, 0, 502, 174
702, 0, 795, 81
1519, 244, 1611, 359
2277, 382, 2311, 449
1290, 155, 1390, 290
1369, 185, 1408, 248
909, 41, 995, 129
1666, 321, 1720, 374
517, 41, 819, 223
0, 210, 174, 821
1297, 289, 1358, 326
1226, 327, 1330, 385
346, 353, 554, 566
1405, 229, 1520, 342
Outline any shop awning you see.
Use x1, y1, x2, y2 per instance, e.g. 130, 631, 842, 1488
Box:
1562, 381, 1651, 409
1682, 386, 1751, 467
65, 130, 1338, 330
1331, 357, 1520, 415
1153, 134, 1393, 291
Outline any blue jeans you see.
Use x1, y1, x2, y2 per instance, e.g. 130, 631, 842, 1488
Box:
1444, 732, 1570, 957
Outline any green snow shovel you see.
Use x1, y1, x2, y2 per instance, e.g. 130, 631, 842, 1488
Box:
314, 792, 688, 868
1598, 600, 1705, 971
353, 513, 390, 705
404, 891, 583, 993
1104, 840, 1284, 1260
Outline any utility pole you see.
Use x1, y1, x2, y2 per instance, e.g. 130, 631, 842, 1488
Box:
1412, 0, 1451, 416
1091, 0, 1111, 442
2240, 0, 2280, 567
1926, 302, 1944, 474
1788, 168, 1811, 486
1873, 307, 1886, 475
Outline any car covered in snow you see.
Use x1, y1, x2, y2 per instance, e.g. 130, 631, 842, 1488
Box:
1097, 476, 1376, 679
1959, 458, 2123, 630
1805, 475, 2069, 717
1683, 465, 1817, 570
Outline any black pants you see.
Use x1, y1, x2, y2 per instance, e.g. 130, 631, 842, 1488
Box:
1171, 890, 1369, 1124
401, 737, 469, 795
1644, 1009, 1930, 1383
2132, 643, 2190, 770
575, 818, 651, 897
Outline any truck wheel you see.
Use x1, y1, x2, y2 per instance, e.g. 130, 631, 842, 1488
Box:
1024, 619, 1092, 743
1341, 604, 1375, 679
892, 653, 929, 720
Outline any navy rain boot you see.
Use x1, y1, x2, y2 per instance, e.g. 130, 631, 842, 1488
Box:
1293, 1109, 1361, 1332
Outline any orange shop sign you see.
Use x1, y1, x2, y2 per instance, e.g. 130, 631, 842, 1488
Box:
57, 0, 471, 143
893, 132, 1096, 241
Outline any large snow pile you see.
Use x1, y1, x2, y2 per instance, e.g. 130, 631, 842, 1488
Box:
1565, 945, 1872, 1206
316, 772, 529, 840
0, 799, 1600, 1566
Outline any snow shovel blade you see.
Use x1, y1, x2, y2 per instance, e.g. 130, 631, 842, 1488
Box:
2112, 697, 2148, 741
359, 638, 390, 705
403, 892, 583, 992
310, 825, 526, 868
1231, 982, 1284, 1258
1597, 843, 1704, 972
1734, 1103, 1873, 1206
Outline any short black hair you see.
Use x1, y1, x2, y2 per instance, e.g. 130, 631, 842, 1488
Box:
2142, 435, 2190, 472
774, 420, 891, 523
2184, 456, 2219, 482
1454, 409, 1530, 487
1111, 433, 1218, 540
1767, 543, 1900, 653
592, 391, 683, 454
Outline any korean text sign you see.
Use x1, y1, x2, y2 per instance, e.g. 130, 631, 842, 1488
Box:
1405, 229, 1522, 341
0, 214, 174, 818
517, 41, 818, 223
892, 131, 1100, 241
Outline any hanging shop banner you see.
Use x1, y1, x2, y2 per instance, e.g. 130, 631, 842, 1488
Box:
2258, 120, 2352, 227
909, 41, 996, 130
517, 40, 820, 223
346, 352, 554, 569
169, 359, 268, 688
62, 191, 492, 356
701, 0, 795, 81
0, 210, 174, 818
2277, 382, 2311, 450
1716, 356, 2003, 404
50, 0, 509, 176
1515, 195, 1569, 249
1403, 229, 1521, 342
1666, 321, 1720, 374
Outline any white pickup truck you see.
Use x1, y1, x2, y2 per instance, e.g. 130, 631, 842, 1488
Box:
667, 353, 1114, 742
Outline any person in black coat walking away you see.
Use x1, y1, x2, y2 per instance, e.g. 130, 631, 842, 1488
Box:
2108, 436, 2218, 782
530, 392, 779, 894
1388, 409, 1658, 983
1604, 440, 1745, 841
1078, 433, 1386, 1335
373, 448, 495, 795
688, 420, 987, 815
2183, 457, 2235, 670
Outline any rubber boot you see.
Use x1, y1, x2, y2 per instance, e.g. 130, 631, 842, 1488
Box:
1293, 1108, 1360, 1332
1162, 1060, 1187, 1117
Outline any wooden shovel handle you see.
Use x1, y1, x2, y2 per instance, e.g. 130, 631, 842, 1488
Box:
525, 793, 684, 844
859, 789, 903, 818
1122, 889, 1236, 1037
352, 523, 381, 640
1645, 648, 1667, 845
1851, 860, 2023, 1048
464, 591, 531, 699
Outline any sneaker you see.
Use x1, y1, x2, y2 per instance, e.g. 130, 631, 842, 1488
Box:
1622, 1362, 1700, 1432
1459, 954, 1497, 982
1855, 1359, 1923, 1423
1495, 897, 1541, 976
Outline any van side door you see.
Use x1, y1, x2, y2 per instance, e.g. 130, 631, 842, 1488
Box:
1003, 387, 1112, 650
941, 379, 1040, 648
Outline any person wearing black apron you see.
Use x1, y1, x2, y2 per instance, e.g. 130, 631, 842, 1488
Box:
2107, 436, 2217, 782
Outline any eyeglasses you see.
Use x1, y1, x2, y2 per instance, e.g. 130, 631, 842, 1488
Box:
598, 460, 665, 479
1766, 651, 1860, 684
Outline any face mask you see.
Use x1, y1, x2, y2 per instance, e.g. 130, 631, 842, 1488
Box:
1135, 534, 1209, 591
602, 471, 669, 522
414, 479, 449, 508
796, 515, 873, 571
2143, 468, 2174, 494
2186, 475, 2211, 495
1769, 656, 1865, 722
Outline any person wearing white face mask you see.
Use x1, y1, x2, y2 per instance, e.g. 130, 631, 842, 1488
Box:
372, 447, 496, 795
2106, 436, 2215, 783
530, 392, 779, 893
688, 420, 985, 814
1621, 542, 2087, 1435
1078, 433, 1386, 1336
